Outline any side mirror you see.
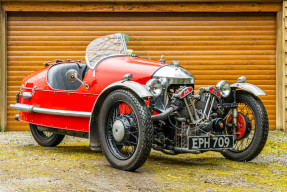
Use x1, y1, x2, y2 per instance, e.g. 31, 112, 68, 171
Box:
66, 69, 79, 82
66, 69, 89, 89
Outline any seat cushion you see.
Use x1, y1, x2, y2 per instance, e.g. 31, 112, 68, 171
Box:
47, 63, 88, 90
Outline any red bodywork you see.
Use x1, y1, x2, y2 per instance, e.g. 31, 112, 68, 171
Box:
18, 56, 163, 132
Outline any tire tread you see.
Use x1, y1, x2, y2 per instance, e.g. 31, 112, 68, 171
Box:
99, 89, 153, 171
30, 124, 65, 147
222, 91, 269, 161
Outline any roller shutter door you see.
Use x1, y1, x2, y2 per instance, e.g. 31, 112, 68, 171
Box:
7, 12, 276, 131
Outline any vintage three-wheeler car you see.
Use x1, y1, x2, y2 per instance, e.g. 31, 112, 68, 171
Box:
10, 33, 269, 171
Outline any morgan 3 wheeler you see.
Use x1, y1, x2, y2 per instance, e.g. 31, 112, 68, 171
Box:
11, 33, 269, 171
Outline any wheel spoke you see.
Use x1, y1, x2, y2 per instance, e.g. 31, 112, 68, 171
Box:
106, 101, 139, 160
126, 140, 137, 145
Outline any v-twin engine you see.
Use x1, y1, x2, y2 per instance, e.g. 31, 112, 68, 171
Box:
152, 85, 227, 152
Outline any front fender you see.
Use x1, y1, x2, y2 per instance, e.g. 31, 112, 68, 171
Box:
88, 80, 153, 151
230, 82, 266, 96
103, 80, 153, 98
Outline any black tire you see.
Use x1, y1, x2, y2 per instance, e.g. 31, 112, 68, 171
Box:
98, 89, 153, 171
221, 90, 269, 161
30, 124, 65, 147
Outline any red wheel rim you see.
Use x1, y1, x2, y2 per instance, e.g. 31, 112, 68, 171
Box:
119, 103, 132, 115
226, 102, 256, 152
227, 113, 247, 140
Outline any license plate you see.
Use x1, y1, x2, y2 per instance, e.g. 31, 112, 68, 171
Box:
188, 135, 234, 150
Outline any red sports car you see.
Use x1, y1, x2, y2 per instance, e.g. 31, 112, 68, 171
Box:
10, 33, 269, 171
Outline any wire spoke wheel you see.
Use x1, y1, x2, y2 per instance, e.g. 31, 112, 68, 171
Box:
106, 102, 139, 160
99, 89, 153, 171
30, 124, 65, 147
222, 91, 269, 162
231, 102, 255, 152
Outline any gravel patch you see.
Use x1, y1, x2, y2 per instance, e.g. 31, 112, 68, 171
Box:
0, 130, 285, 191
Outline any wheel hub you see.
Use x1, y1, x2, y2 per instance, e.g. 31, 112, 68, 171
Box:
237, 113, 252, 141
227, 112, 252, 141
112, 120, 125, 142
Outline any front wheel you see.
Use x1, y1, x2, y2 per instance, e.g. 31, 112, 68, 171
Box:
221, 91, 269, 161
98, 89, 153, 171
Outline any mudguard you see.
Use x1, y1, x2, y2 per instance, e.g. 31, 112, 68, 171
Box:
103, 80, 153, 98
230, 82, 266, 96
88, 80, 153, 151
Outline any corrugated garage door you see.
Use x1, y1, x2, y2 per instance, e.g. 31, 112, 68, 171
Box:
7, 12, 276, 131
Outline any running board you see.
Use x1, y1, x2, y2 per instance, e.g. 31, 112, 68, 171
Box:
10, 103, 91, 117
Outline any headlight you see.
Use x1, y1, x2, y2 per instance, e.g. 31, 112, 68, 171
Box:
146, 79, 162, 97
215, 80, 231, 98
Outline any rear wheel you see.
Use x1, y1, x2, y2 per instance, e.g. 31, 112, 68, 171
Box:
30, 124, 65, 147
221, 91, 269, 161
98, 89, 153, 171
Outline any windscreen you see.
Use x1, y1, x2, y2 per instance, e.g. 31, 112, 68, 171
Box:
85, 33, 127, 69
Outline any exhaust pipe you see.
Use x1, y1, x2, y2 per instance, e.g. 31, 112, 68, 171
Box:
151, 107, 174, 121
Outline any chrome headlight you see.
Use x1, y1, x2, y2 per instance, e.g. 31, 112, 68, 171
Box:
146, 79, 162, 97
215, 80, 231, 98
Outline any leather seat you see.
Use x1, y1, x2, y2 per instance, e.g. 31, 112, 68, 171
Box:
47, 63, 88, 90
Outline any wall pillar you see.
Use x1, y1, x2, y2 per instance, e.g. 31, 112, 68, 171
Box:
0, 2, 7, 131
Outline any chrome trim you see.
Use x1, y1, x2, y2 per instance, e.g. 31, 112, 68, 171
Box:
145, 79, 162, 97
121, 33, 128, 54
230, 83, 266, 96
32, 86, 37, 94
173, 60, 180, 67
85, 56, 93, 69
10, 103, 91, 117
10, 103, 34, 113
153, 65, 194, 83
215, 80, 231, 98
232, 108, 238, 125
92, 54, 127, 70
207, 96, 215, 119
66, 69, 89, 89
152, 65, 194, 111
112, 120, 125, 142
203, 94, 211, 117
22, 92, 32, 99
14, 114, 19, 121
123, 74, 133, 81
237, 76, 247, 83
